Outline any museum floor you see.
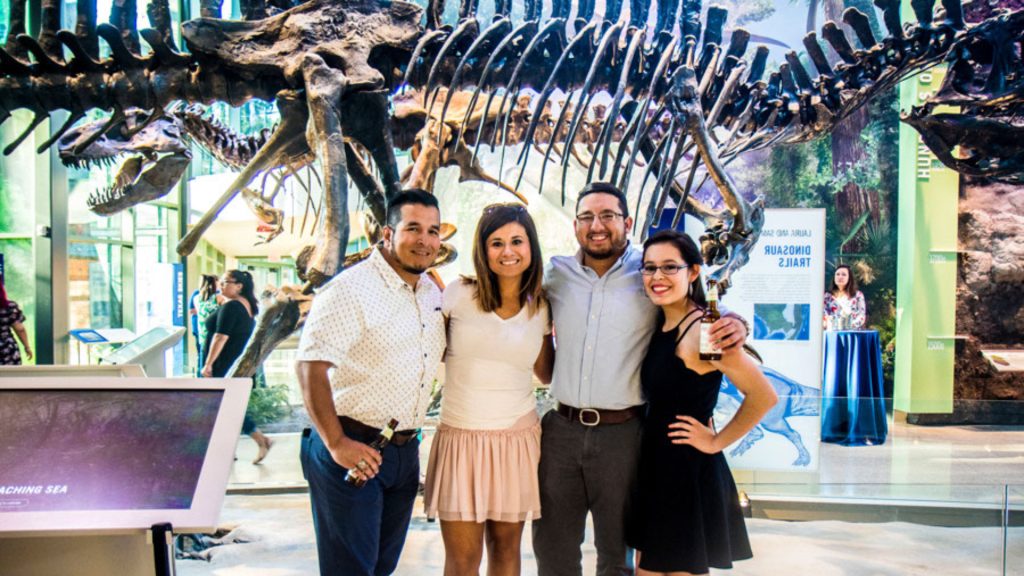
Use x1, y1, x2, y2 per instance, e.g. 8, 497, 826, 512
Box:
178, 418, 1024, 575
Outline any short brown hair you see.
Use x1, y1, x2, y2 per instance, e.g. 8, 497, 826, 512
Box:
576, 181, 629, 218
470, 203, 545, 316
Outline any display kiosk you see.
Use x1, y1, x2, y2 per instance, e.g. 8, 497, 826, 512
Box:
0, 377, 251, 576
100, 326, 185, 377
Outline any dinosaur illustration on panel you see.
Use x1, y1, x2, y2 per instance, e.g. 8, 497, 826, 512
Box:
719, 369, 821, 467
1, 0, 1021, 377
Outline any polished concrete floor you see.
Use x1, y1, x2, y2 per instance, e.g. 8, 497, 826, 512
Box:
181, 418, 1023, 575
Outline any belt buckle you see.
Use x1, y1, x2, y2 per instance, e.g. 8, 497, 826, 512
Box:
578, 408, 601, 427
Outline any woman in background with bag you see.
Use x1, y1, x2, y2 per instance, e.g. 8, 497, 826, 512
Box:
202, 269, 273, 464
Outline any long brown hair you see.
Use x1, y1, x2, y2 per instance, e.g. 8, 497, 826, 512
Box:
470, 203, 545, 316
830, 264, 858, 297
0, 279, 9, 308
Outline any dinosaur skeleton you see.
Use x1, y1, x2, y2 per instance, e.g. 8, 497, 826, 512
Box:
2, 0, 1022, 377
59, 87, 644, 232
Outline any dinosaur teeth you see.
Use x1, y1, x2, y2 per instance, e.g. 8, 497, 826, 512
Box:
87, 183, 130, 209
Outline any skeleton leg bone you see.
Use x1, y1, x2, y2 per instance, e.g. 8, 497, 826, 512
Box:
300, 54, 350, 287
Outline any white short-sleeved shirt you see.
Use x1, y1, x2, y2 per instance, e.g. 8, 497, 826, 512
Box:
441, 279, 551, 430
296, 248, 446, 430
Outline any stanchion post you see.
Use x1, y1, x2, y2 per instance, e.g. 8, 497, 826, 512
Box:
151, 522, 176, 576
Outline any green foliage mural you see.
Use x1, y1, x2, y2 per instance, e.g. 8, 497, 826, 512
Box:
755, 89, 900, 388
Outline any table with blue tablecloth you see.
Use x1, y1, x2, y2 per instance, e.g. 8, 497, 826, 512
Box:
821, 330, 888, 445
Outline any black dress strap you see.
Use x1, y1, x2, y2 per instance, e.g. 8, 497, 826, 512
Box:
674, 308, 705, 345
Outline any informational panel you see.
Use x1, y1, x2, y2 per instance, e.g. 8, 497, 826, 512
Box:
707, 209, 826, 471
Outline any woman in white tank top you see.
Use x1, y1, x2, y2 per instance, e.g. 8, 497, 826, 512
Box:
424, 203, 555, 576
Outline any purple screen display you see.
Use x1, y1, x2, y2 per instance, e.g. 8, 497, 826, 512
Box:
0, 390, 223, 512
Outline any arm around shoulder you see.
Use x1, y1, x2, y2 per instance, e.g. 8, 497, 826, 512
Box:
533, 333, 555, 385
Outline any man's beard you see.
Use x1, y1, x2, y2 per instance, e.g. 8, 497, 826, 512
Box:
581, 237, 626, 261
388, 245, 431, 276
399, 262, 429, 275
581, 245, 616, 260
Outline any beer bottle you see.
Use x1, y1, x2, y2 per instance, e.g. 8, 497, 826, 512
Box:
345, 418, 399, 488
700, 280, 723, 361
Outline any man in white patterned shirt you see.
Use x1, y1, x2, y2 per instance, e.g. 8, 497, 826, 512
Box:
296, 190, 446, 575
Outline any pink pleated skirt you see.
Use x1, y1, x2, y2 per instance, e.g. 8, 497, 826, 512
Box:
423, 411, 541, 523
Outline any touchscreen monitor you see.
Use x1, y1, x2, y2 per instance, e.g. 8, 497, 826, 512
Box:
0, 378, 250, 535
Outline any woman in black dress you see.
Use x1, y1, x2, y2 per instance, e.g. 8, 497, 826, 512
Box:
202, 269, 273, 464
628, 230, 777, 576
0, 280, 32, 365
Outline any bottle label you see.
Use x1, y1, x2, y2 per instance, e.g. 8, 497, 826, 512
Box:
700, 323, 721, 356
381, 428, 394, 441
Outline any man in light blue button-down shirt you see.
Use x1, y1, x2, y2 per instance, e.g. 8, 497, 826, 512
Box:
533, 183, 747, 576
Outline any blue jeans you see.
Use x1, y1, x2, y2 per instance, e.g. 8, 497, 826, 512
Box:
300, 425, 420, 576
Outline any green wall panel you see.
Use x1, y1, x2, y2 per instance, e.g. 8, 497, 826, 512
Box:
895, 63, 958, 414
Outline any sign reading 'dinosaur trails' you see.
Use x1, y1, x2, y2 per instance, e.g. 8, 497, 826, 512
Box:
707, 209, 826, 472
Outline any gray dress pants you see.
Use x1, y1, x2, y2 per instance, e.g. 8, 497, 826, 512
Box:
532, 408, 643, 576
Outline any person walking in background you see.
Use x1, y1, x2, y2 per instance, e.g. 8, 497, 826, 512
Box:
424, 203, 555, 576
823, 264, 866, 330
194, 274, 223, 374
0, 279, 32, 365
627, 230, 776, 575
534, 182, 749, 576
188, 284, 202, 370
202, 269, 273, 464
296, 190, 447, 576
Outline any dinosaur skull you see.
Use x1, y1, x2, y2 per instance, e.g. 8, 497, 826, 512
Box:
903, 9, 1024, 184
58, 110, 192, 215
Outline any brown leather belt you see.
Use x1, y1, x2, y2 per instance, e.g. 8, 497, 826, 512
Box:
556, 403, 644, 426
339, 416, 417, 446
